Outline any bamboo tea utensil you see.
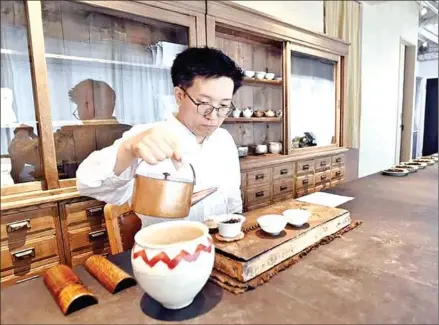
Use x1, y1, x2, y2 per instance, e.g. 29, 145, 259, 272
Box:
85, 255, 137, 294
43, 265, 97, 315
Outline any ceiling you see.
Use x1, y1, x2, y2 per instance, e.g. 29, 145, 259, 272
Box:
417, 1, 438, 61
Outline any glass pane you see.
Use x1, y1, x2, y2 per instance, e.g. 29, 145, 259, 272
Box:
289, 52, 337, 149
42, 1, 189, 179
1, 0, 43, 185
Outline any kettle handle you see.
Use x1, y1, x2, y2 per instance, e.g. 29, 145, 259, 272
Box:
188, 163, 196, 186
135, 159, 196, 185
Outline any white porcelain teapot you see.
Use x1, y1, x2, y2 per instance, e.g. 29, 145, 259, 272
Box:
242, 107, 253, 118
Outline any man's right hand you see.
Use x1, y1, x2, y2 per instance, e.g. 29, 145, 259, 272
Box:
114, 123, 182, 175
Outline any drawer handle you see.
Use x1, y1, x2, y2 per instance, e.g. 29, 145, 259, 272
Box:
335, 171, 341, 177
320, 161, 327, 166
336, 157, 342, 163
6, 219, 31, 233
321, 175, 327, 180
255, 191, 265, 197
302, 179, 309, 185
280, 169, 288, 175
16, 275, 40, 284
89, 230, 107, 241
280, 185, 288, 191
303, 164, 309, 170
255, 174, 264, 180
86, 206, 104, 217
12, 247, 35, 260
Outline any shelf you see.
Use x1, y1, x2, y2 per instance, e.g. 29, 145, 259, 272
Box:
1, 48, 170, 70
224, 117, 282, 123
243, 77, 282, 86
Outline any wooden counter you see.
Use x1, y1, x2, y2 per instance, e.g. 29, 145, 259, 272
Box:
1, 166, 437, 324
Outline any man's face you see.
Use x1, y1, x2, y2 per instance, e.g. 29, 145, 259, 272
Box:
175, 76, 234, 139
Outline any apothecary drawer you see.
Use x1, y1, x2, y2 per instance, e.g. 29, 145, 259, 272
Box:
315, 182, 331, 192
296, 160, 315, 174
272, 178, 294, 197
68, 226, 109, 254
315, 157, 331, 170
246, 168, 272, 187
331, 178, 345, 188
64, 200, 105, 228
331, 167, 345, 179
1, 235, 59, 272
272, 192, 294, 204
315, 170, 331, 184
1, 205, 58, 245
246, 201, 271, 212
245, 184, 271, 206
295, 174, 315, 190
272, 163, 294, 180
332, 154, 345, 165
1, 261, 59, 289
296, 187, 315, 198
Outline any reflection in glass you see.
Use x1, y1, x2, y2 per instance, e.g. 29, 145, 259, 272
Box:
289, 52, 336, 149
1, 0, 42, 185
41, 1, 189, 179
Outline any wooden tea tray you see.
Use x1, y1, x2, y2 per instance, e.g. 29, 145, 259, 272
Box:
212, 199, 351, 283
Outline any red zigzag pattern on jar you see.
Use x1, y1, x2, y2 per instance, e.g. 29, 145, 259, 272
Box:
132, 238, 213, 270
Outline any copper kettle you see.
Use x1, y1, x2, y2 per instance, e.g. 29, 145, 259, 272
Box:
131, 163, 217, 219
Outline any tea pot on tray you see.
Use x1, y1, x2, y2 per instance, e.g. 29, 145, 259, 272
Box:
131, 160, 217, 218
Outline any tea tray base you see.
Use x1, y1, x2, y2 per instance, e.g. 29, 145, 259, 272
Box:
210, 219, 363, 294
212, 199, 353, 284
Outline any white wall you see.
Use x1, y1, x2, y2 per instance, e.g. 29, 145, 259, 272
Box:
359, 1, 420, 177
417, 60, 438, 79
232, 1, 324, 33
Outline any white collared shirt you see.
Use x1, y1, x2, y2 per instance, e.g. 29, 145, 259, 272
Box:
76, 114, 243, 228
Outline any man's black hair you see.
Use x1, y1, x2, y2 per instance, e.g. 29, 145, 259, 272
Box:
171, 47, 244, 94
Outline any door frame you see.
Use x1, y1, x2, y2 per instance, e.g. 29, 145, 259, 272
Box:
395, 38, 417, 163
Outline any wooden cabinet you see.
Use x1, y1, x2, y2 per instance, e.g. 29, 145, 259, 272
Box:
1, 0, 350, 285
0, 203, 64, 288
241, 152, 346, 211
241, 161, 296, 211
59, 198, 109, 267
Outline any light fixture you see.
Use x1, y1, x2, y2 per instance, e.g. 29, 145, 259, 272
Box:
420, 6, 428, 16
422, 41, 428, 47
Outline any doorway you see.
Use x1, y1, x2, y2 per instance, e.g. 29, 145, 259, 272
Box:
395, 41, 417, 163
422, 78, 438, 156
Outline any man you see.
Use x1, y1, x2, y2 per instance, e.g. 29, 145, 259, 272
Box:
76, 47, 244, 228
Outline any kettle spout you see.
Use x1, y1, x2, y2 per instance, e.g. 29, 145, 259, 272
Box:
190, 187, 218, 206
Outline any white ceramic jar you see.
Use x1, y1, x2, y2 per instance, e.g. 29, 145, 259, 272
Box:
131, 220, 215, 310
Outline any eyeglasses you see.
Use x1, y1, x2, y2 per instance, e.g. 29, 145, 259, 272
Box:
180, 88, 234, 118
72, 108, 80, 120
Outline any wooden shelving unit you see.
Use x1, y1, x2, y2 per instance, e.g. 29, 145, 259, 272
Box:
243, 77, 282, 86
224, 117, 282, 123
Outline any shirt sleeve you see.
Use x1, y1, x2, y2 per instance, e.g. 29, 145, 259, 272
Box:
75, 124, 151, 205
221, 131, 243, 214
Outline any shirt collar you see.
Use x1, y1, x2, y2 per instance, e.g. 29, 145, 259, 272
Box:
167, 113, 217, 144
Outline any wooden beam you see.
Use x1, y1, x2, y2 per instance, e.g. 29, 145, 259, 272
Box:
25, 0, 59, 190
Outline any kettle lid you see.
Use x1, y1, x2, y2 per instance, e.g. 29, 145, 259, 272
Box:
144, 171, 193, 183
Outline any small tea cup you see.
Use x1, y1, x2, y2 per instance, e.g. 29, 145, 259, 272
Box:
215, 214, 246, 238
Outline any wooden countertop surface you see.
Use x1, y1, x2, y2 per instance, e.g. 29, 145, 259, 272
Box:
1, 165, 438, 324
1, 147, 348, 211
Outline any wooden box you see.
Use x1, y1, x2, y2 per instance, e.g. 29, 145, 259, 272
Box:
212, 199, 351, 283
